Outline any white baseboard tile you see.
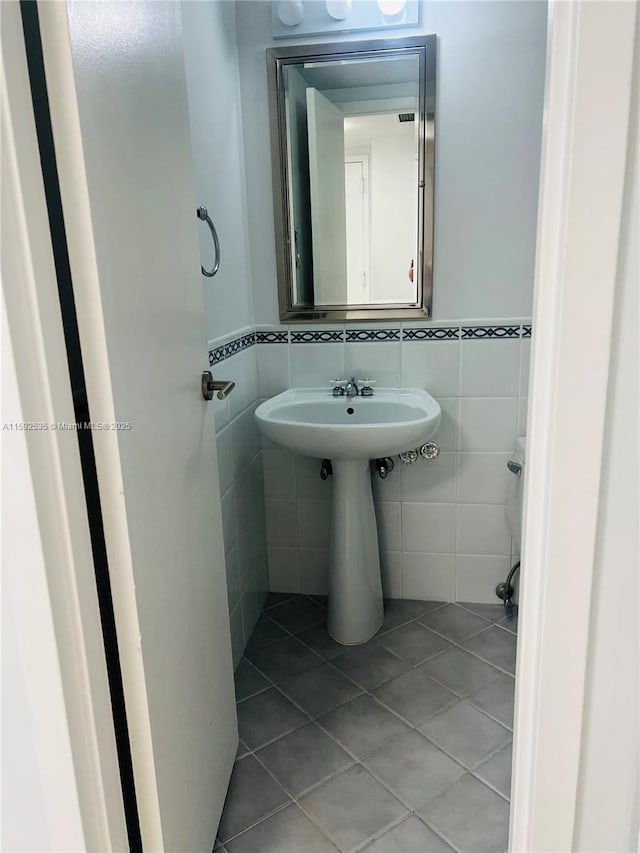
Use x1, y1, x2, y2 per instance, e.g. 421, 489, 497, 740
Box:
381, 551, 403, 598
455, 554, 512, 604
267, 546, 300, 593
402, 552, 455, 601
299, 548, 329, 595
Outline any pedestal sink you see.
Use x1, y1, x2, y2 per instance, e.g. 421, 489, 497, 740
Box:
255, 388, 441, 645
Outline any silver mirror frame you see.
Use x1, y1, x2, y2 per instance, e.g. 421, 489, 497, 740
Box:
267, 35, 437, 323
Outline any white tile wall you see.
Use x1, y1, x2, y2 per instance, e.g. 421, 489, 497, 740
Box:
402, 341, 460, 397
402, 503, 457, 553
299, 548, 329, 595
212, 340, 268, 667
255, 322, 530, 604
403, 553, 456, 601
345, 341, 402, 388
380, 551, 403, 598
460, 340, 520, 396
255, 340, 290, 397
291, 337, 345, 387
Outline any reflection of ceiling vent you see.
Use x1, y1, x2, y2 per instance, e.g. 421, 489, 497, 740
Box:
398, 112, 415, 123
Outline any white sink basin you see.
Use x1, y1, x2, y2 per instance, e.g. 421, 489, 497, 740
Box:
255, 388, 441, 460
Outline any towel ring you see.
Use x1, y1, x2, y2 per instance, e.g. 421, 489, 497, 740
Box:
196, 206, 220, 277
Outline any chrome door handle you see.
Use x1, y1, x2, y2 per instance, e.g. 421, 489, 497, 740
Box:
202, 371, 235, 401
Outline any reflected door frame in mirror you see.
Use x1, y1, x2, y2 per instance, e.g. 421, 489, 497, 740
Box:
267, 35, 436, 322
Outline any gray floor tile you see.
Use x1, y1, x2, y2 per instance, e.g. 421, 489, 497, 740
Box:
498, 609, 518, 635
234, 658, 271, 702
373, 669, 458, 725
364, 730, 465, 809
459, 602, 508, 623
379, 599, 444, 633
245, 615, 287, 652
419, 701, 511, 769
237, 687, 308, 750
418, 774, 510, 853
217, 755, 290, 842
280, 663, 362, 718
363, 816, 454, 852
467, 674, 515, 729
378, 622, 452, 665
226, 803, 338, 853
300, 765, 408, 852
318, 694, 412, 759
310, 594, 328, 608
268, 597, 326, 633
264, 592, 300, 610
462, 626, 517, 674
245, 636, 323, 683
296, 625, 347, 660
419, 604, 490, 642
332, 644, 411, 690
475, 742, 513, 799
256, 722, 353, 796
419, 648, 502, 697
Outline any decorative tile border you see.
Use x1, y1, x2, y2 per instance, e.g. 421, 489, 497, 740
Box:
345, 328, 400, 342
291, 330, 343, 343
209, 330, 257, 366
403, 327, 460, 341
209, 345, 226, 366
256, 330, 289, 344
224, 338, 242, 358
210, 322, 532, 363
461, 325, 521, 339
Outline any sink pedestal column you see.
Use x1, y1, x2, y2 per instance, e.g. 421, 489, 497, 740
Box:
327, 459, 384, 645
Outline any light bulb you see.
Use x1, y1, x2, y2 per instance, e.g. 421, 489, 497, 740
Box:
326, 0, 352, 20
377, 0, 406, 16
277, 0, 304, 27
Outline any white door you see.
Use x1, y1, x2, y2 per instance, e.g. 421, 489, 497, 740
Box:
38, 3, 236, 850
345, 156, 371, 304
306, 87, 348, 305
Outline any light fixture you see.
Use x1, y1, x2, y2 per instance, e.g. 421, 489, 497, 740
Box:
326, 0, 352, 20
377, 0, 407, 16
277, 0, 304, 27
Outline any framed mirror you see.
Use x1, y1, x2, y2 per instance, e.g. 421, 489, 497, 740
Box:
267, 35, 436, 322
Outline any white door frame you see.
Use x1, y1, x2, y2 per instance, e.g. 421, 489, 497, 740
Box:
1, 2, 127, 848
510, 1, 637, 849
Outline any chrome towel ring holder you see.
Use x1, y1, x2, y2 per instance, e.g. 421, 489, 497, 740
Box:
196, 206, 220, 277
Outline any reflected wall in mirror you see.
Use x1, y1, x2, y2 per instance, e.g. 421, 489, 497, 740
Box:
267, 36, 435, 321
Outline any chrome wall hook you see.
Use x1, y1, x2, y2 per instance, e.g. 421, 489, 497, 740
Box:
196, 206, 221, 277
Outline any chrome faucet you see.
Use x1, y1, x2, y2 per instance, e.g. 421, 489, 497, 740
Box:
330, 376, 375, 397
344, 377, 359, 397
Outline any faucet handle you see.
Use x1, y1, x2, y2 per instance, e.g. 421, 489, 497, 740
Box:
360, 378, 376, 397
330, 378, 346, 396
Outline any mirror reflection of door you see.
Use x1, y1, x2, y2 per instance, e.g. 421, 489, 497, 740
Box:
345, 154, 370, 304
306, 87, 348, 305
